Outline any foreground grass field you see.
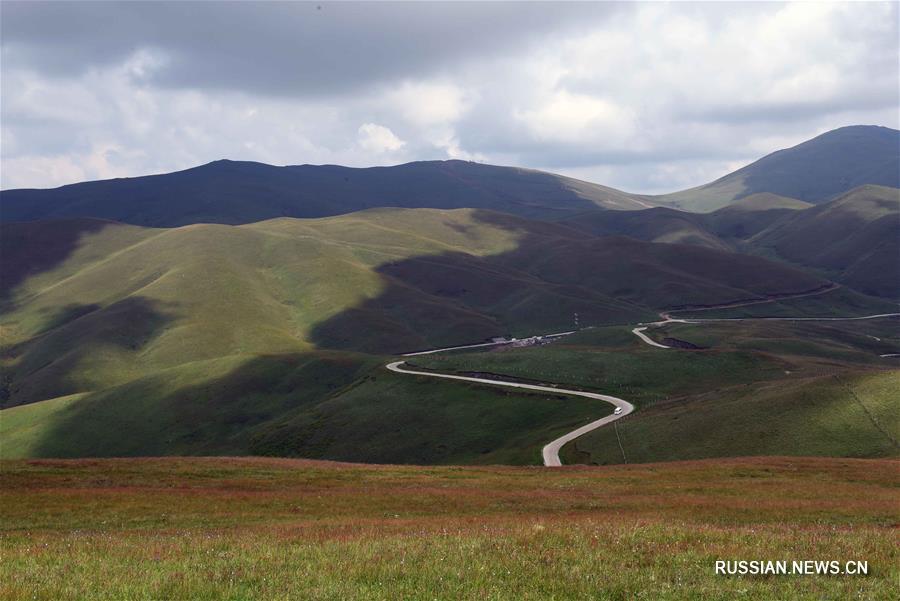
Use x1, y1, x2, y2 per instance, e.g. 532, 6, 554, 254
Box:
1, 456, 896, 600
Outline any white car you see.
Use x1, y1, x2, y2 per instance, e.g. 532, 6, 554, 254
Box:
614, 407, 623, 415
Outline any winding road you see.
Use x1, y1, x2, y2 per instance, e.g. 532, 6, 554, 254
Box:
386, 360, 634, 466
631, 312, 900, 350
387, 297, 899, 466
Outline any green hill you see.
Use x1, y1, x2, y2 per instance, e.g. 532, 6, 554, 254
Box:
3, 207, 832, 407
567, 185, 899, 300
749, 185, 900, 298
650, 125, 900, 211
705, 192, 813, 240
561, 207, 728, 250
1, 206, 854, 461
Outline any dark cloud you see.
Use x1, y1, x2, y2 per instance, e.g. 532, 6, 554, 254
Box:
1, 1, 621, 96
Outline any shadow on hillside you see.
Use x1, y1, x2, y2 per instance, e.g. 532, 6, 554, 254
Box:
308, 210, 645, 354
0, 219, 112, 308
13, 209, 838, 460
27, 350, 371, 458
2, 297, 177, 407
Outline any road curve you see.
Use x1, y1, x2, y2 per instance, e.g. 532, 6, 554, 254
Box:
385, 361, 634, 467
631, 326, 671, 349
631, 312, 900, 349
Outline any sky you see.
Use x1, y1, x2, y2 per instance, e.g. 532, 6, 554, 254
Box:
2, 1, 898, 193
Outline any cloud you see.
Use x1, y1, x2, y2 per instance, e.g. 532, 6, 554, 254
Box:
1, 1, 897, 192
357, 123, 406, 154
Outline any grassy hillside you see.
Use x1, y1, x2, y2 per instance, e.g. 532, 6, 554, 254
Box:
3, 207, 833, 408
561, 207, 729, 250
556, 192, 812, 251
568, 370, 899, 465
585, 185, 900, 300
748, 185, 900, 298
704, 192, 812, 240
0, 351, 618, 465
1, 457, 896, 599
4, 205, 890, 464
651, 125, 900, 211
658, 318, 900, 363
413, 316, 899, 464
0, 159, 649, 226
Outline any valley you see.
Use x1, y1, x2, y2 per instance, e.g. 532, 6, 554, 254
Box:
1, 128, 898, 468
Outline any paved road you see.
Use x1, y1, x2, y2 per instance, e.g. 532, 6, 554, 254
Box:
386, 361, 634, 467
402, 331, 575, 357
631, 312, 900, 349
631, 326, 671, 349
389, 301, 899, 466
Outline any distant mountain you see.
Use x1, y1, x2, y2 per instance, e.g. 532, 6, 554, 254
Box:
561, 192, 815, 250
651, 126, 900, 211
561, 207, 729, 251
749, 185, 900, 298
0, 159, 648, 226
704, 193, 813, 240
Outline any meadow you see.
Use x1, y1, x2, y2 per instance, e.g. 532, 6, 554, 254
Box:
1, 456, 896, 600
413, 320, 899, 464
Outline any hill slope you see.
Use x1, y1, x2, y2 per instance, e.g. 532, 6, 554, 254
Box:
749, 185, 900, 298
2, 207, 834, 409
0, 159, 648, 226
651, 125, 900, 211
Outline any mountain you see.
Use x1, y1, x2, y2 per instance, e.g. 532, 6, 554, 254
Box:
748, 185, 900, 298
0, 159, 649, 226
651, 125, 900, 211
3, 125, 895, 223
559, 192, 814, 250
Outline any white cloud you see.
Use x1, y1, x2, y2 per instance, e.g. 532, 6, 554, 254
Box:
515, 91, 637, 144
356, 123, 406, 154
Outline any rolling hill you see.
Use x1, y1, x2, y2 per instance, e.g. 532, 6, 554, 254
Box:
560, 207, 729, 251
1, 206, 858, 461
748, 184, 900, 298
557, 184, 900, 300
2, 207, 833, 407
0, 159, 648, 226
650, 125, 900, 211
704, 192, 813, 240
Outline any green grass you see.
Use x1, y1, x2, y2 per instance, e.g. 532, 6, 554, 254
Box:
0, 351, 615, 465
673, 286, 897, 319
659, 318, 900, 363
412, 330, 791, 408
566, 371, 899, 465
1, 456, 896, 599
411, 322, 898, 465
4, 207, 866, 465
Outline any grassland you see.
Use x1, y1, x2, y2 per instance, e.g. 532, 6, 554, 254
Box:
1, 456, 896, 600
566, 370, 899, 465
411, 331, 790, 408
412, 319, 899, 464
672, 286, 897, 319
0, 353, 615, 466
659, 318, 900, 363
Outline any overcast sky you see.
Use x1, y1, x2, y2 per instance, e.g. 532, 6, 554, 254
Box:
2, 1, 898, 192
